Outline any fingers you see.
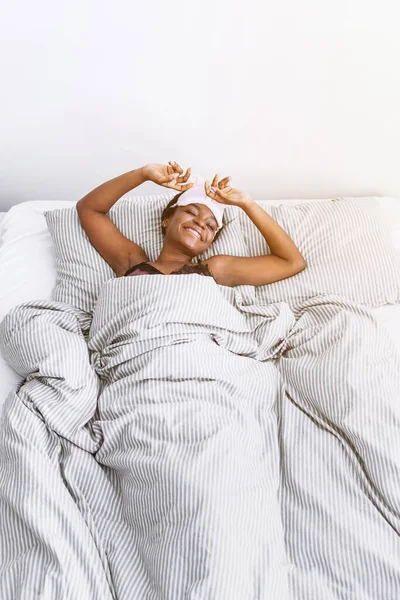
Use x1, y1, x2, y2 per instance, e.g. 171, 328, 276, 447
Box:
168, 160, 183, 175
169, 161, 190, 180
175, 168, 191, 185
205, 173, 231, 197
169, 161, 191, 183
204, 180, 218, 198
169, 163, 230, 192
179, 182, 194, 191
205, 176, 220, 197
211, 173, 231, 188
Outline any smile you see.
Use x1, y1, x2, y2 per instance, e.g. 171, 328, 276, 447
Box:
184, 227, 202, 241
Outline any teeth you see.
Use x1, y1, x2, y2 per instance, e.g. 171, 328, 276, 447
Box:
186, 228, 201, 240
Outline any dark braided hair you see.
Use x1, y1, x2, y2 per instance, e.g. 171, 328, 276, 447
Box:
161, 191, 223, 243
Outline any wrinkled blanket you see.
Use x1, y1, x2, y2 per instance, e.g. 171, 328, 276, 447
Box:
1, 274, 400, 600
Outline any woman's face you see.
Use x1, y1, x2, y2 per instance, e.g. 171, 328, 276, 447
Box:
163, 203, 219, 250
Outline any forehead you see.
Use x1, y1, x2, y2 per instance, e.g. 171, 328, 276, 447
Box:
185, 203, 218, 225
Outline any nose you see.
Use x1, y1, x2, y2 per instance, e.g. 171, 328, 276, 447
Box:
192, 215, 207, 234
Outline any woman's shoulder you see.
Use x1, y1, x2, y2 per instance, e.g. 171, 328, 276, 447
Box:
198, 255, 224, 280
199, 255, 232, 286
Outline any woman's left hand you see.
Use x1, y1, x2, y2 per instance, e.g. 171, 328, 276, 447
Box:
144, 161, 195, 192
205, 174, 251, 208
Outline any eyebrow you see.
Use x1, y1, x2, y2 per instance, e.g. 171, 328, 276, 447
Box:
191, 204, 218, 226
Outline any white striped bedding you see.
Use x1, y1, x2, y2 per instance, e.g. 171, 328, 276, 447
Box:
238, 197, 400, 309
1, 271, 400, 599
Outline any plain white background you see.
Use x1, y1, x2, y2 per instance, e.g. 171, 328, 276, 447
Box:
1, 0, 399, 211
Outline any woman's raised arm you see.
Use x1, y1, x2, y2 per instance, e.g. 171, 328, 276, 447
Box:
76, 167, 149, 277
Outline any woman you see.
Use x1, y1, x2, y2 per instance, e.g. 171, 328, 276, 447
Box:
76, 160, 306, 286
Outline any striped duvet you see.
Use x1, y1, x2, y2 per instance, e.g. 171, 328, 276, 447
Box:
0, 274, 400, 599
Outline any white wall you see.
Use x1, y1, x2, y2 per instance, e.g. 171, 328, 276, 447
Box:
1, 0, 399, 211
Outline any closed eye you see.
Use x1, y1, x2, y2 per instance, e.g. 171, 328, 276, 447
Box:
186, 209, 216, 231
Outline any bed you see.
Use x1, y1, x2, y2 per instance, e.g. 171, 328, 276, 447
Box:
1, 199, 400, 408
0, 196, 400, 599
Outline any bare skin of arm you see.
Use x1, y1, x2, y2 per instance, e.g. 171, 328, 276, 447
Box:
76, 167, 150, 277
204, 198, 307, 287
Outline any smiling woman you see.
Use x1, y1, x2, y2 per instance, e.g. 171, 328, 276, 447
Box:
161, 195, 222, 242
161, 196, 221, 241
132, 193, 224, 277
76, 161, 307, 287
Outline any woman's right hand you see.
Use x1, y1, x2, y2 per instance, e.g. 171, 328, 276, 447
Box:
143, 161, 195, 192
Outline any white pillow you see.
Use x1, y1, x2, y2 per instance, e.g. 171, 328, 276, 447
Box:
253, 195, 400, 260
238, 196, 400, 309
0, 201, 76, 323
